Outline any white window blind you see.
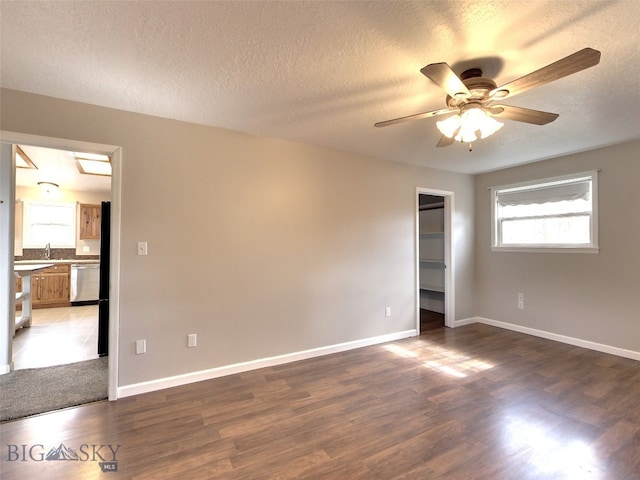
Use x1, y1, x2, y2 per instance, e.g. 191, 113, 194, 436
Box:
496, 179, 590, 206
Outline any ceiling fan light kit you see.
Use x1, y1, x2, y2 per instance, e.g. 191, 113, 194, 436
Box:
375, 48, 601, 149
436, 104, 504, 143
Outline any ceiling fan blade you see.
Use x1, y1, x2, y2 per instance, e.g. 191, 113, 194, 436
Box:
490, 48, 601, 100
436, 135, 455, 148
420, 63, 471, 98
490, 105, 559, 125
374, 107, 455, 128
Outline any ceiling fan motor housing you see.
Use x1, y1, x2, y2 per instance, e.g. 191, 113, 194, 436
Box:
446, 68, 497, 109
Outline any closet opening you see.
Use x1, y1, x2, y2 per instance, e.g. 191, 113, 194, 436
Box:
417, 192, 450, 333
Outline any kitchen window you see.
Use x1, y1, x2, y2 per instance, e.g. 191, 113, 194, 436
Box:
22, 201, 77, 248
491, 171, 598, 253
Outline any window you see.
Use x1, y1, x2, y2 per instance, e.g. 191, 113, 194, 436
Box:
491, 172, 598, 253
23, 202, 77, 248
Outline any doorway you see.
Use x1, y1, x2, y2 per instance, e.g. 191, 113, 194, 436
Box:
416, 188, 454, 333
13, 144, 109, 372
1, 131, 121, 401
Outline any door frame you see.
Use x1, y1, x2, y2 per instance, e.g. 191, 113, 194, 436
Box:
0, 130, 121, 401
416, 187, 455, 331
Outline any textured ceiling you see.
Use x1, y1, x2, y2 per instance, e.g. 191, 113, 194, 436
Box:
1, 0, 639, 175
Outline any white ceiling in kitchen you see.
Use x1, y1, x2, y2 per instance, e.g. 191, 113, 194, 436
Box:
15, 145, 111, 194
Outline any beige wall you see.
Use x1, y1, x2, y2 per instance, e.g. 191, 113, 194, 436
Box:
1, 88, 475, 387
475, 140, 640, 351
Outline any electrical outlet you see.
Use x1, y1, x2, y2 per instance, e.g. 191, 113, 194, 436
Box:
517, 293, 524, 310
135, 339, 146, 354
187, 334, 197, 348
385, 307, 391, 317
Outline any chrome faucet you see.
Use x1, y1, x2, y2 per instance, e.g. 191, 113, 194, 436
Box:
44, 242, 51, 260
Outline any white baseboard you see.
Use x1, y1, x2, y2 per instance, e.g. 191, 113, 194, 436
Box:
0, 363, 11, 375
117, 329, 417, 398
454, 316, 640, 362
452, 317, 477, 328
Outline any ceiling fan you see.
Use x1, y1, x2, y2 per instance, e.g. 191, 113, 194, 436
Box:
374, 48, 601, 149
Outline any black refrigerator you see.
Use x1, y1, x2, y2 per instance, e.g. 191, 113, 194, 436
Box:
98, 201, 111, 356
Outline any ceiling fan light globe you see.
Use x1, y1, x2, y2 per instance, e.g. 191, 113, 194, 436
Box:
453, 107, 504, 141
456, 127, 478, 143
436, 115, 461, 138
460, 107, 486, 130
479, 117, 503, 139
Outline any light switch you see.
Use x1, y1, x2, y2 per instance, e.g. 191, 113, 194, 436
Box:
137, 242, 148, 256
135, 339, 146, 354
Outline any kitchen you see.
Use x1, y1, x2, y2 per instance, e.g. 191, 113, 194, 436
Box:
12, 144, 111, 370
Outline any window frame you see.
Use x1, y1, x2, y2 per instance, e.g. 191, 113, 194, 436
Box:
490, 171, 599, 254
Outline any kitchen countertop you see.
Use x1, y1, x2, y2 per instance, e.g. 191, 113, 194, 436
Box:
14, 259, 100, 265
14, 263, 55, 276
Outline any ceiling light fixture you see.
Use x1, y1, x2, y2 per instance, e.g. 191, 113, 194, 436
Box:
37, 181, 60, 196
436, 104, 503, 146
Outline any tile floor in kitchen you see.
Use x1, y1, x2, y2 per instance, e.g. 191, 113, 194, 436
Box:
12, 304, 99, 370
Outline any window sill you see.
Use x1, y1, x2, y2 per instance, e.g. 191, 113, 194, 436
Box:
491, 246, 599, 254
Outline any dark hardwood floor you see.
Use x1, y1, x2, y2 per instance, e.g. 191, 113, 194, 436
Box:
420, 309, 445, 332
2, 324, 640, 479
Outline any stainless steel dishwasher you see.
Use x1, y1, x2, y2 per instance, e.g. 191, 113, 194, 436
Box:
71, 263, 100, 304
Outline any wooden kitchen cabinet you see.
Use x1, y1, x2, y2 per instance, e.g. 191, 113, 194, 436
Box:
16, 264, 71, 309
37, 264, 71, 306
79, 203, 101, 239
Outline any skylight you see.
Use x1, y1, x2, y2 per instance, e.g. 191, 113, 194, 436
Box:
16, 146, 37, 169
73, 152, 111, 176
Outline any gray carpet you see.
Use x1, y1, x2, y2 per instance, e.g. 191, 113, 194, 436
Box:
0, 357, 108, 422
